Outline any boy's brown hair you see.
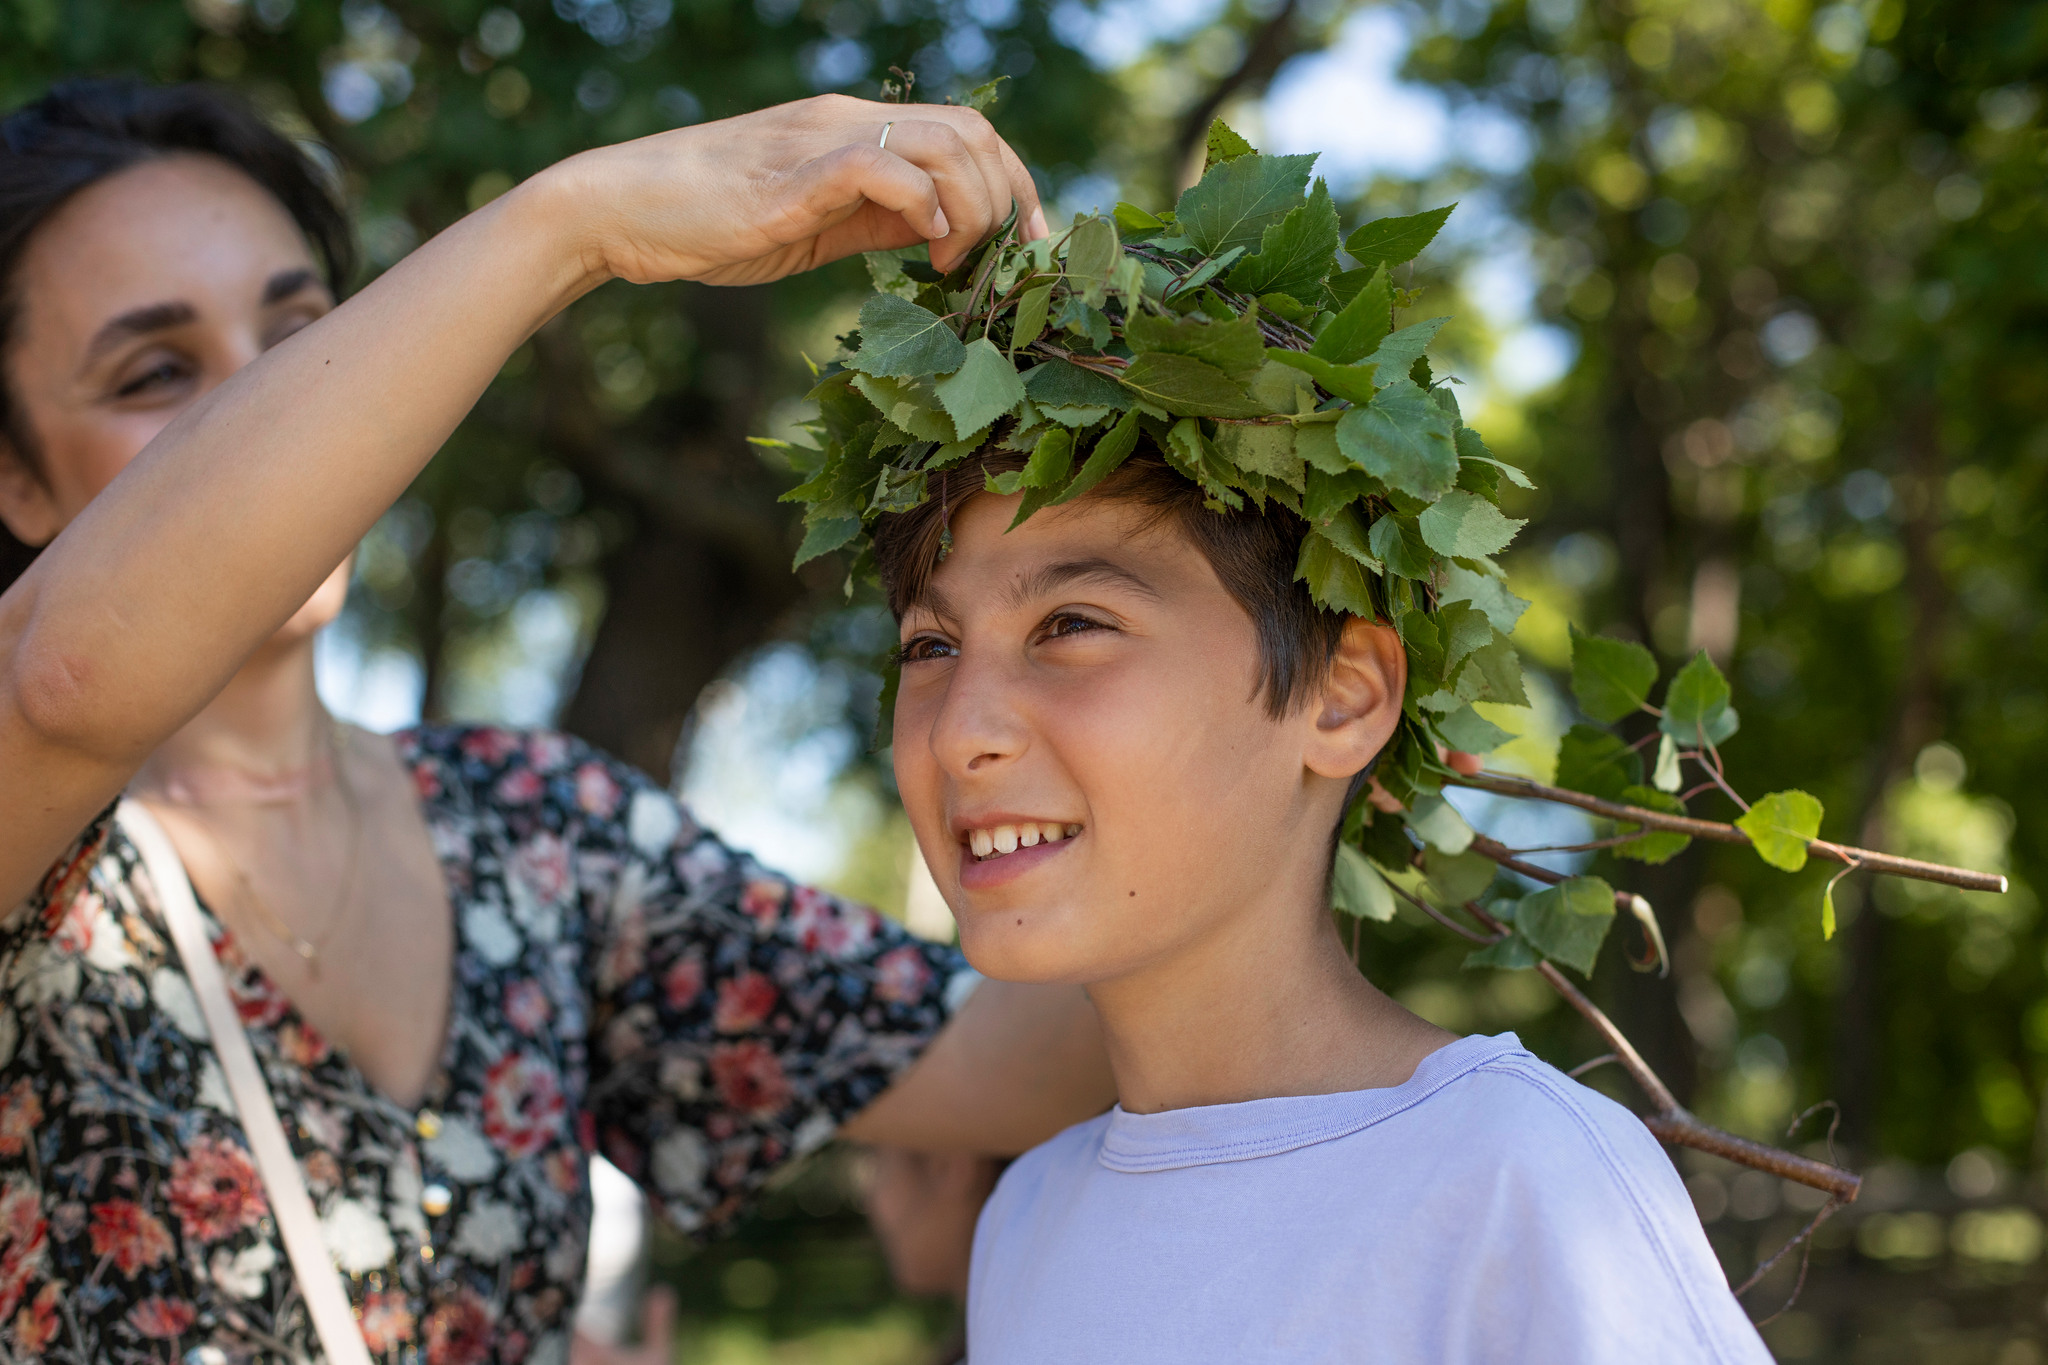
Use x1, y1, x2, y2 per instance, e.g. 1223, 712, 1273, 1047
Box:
871, 445, 1352, 718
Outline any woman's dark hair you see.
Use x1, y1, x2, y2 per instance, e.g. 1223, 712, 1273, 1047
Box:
0, 78, 354, 583
872, 444, 1353, 718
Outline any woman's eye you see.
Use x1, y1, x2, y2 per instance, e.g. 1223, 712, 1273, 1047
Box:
113, 359, 191, 398
897, 635, 956, 664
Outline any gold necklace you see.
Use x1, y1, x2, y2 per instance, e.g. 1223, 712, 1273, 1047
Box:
160, 721, 365, 978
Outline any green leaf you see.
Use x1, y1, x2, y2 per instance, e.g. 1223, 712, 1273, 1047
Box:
1436, 704, 1513, 755
1344, 203, 1456, 271
1064, 215, 1120, 307
1175, 152, 1319, 259
1114, 201, 1165, 236
1004, 428, 1077, 527
863, 247, 925, 300
935, 338, 1026, 441
1024, 358, 1128, 410
1317, 505, 1382, 570
1331, 843, 1396, 921
1263, 348, 1380, 403
1736, 789, 1824, 872
1365, 317, 1449, 380
1310, 263, 1393, 365
1652, 733, 1681, 792
1367, 514, 1432, 579
1227, 179, 1341, 302
1303, 466, 1381, 522
1438, 564, 1529, 634
1050, 409, 1142, 506
851, 372, 957, 443
1516, 875, 1616, 976
1554, 724, 1642, 802
1214, 422, 1302, 489
1056, 294, 1114, 348
1613, 785, 1692, 864
1204, 117, 1257, 169
793, 514, 860, 567
1465, 934, 1540, 970
1659, 651, 1740, 746
1126, 312, 1267, 382
1569, 626, 1659, 724
1164, 246, 1247, 300
1460, 636, 1528, 707
1009, 282, 1053, 355
1418, 489, 1527, 558
1435, 600, 1495, 672
1295, 530, 1377, 615
957, 75, 1007, 111
848, 294, 967, 378
1118, 353, 1266, 418
1337, 380, 1459, 500
1403, 794, 1474, 854
1425, 847, 1498, 903
1296, 424, 1346, 476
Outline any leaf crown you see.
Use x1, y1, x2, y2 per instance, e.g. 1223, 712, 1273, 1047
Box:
760, 121, 1537, 828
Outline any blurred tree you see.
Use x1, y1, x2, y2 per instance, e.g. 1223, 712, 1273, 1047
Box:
0, 0, 1123, 780
1399, 0, 2047, 1165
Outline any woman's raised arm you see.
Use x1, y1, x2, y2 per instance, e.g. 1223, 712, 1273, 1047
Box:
0, 95, 1041, 908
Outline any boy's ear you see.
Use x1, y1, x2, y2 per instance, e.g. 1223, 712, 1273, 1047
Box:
1303, 617, 1406, 782
0, 441, 60, 548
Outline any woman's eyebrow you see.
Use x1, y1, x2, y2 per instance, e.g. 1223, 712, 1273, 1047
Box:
1003, 557, 1161, 609
82, 301, 196, 365
262, 267, 320, 305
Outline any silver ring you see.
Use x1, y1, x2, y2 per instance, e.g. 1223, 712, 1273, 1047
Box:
878, 120, 895, 151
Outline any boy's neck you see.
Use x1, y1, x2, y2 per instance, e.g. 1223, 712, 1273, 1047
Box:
1085, 866, 1455, 1115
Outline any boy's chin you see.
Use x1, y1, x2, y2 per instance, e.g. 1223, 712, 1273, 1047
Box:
953, 908, 1112, 988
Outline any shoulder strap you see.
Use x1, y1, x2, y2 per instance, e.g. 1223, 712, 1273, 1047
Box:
117, 799, 375, 1365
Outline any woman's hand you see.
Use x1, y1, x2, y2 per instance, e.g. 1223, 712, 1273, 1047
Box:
552, 94, 1046, 288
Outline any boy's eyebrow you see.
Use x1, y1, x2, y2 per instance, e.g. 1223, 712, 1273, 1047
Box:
1003, 557, 1162, 610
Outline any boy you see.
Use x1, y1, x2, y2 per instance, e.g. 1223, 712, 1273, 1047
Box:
867, 454, 1771, 1362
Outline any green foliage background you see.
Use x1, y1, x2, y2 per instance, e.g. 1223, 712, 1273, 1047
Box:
5, 0, 2047, 1356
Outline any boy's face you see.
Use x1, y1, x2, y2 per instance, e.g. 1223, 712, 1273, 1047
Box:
892, 489, 1404, 987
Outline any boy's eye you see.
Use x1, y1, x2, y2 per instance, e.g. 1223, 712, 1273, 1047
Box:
897, 634, 956, 665
1038, 612, 1110, 643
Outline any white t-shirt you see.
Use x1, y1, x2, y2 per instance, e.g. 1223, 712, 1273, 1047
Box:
967, 1032, 1772, 1364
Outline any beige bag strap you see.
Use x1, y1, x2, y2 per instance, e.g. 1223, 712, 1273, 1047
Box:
117, 799, 375, 1365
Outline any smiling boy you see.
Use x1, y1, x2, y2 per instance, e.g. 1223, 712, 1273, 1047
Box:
872, 452, 1772, 1363
773, 135, 1771, 1360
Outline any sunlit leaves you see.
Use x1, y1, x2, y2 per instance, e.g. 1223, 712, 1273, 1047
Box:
1659, 650, 1740, 745
1613, 785, 1692, 864
1569, 626, 1658, 723
1516, 876, 1617, 976
1331, 843, 1397, 920
1204, 117, 1257, 170
848, 294, 964, 378
1009, 282, 1053, 355
1175, 152, 1319, 258
1126, 312, 1266, 381
1227, 179, 1341, 302
1337, 380, 1459, 499
1264, 348, 1380, 402
934, 338, 1025, 440
1118, 353, 1264, 417
1295, 530, 1377, 615
1736, 789, 1824, 872
1311, 264, 1393, 364
1344, 203, 1455, 271
1418, 489, 1527, 557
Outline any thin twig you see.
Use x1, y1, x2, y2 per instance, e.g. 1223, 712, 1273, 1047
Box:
1447, 771, 2008, 893
1501, 834, 1650, 856
1385, 879, 1493, 943
1568, 1053, 1619, 1078
1734, 1198, 1841, 1322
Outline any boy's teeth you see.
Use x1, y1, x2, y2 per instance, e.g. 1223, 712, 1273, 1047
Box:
1020, 824, 1042, 847
1064, 823, 1083, 838
969, 829, 995, 858
965, 822, 1083, 861
993, 825, 1019, 855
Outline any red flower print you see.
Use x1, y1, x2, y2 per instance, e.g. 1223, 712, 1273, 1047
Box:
0, 1080, 41, 1156
0, 1180, 49, 1320
791, 887, 878, 959
167, 1137, 268, 1243
460, 728, 521, 764
481, 1053, 567, 1160
215, 934, 290, 1028
874, 945, 935, 1006
13, 1281, 58, 1354
126, 1295, 196, 1339
709, 1040, 793, 1117
575, 761, 622, 817
50, 890, 98, 956
413, 763, 444, 800
504, 979, 552, 1036
662, 954, 705, 1010
495, 768, 544, 806
88, 1201, 173, 1277
278, 1021, 331, 1067
424, 1289, 493, 1365
511, 833, 572, 908
526, 732, 571, 773
713, 972, 779, 1034
739, 878, 787, 930
359, 1290, 417, 1354
545, 1147, 584, 1196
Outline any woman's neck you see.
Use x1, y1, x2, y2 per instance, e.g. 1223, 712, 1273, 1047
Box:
1084, 864, 1453, 1115
132, 632, 334, 800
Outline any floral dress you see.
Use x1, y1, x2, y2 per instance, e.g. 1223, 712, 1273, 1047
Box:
0, 726, 970, 1364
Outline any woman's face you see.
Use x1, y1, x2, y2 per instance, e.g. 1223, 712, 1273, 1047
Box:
0, 152, 350, 636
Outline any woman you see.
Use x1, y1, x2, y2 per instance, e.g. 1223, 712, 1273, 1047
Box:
0, 79, 1108, 1362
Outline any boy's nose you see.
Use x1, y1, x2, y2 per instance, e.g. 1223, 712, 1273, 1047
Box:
925, 651, 1030, 777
